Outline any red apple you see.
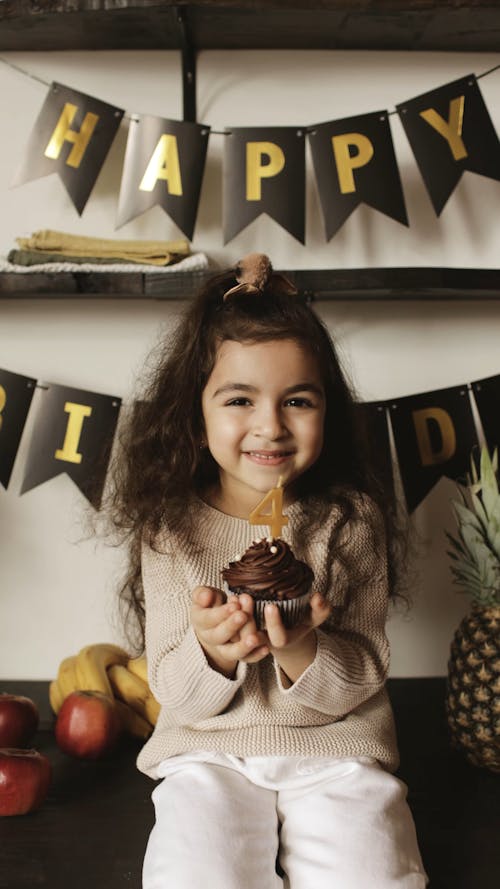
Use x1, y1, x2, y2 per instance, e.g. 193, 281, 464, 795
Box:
55, 690, 122, 759
0, 693, 39, 747
0, 748, 51, 816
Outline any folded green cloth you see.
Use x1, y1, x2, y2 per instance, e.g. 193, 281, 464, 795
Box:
8, 249, 186, 267
16, 230, 190, 265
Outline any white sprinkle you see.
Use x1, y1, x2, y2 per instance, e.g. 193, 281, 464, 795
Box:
270, 545, 278, 554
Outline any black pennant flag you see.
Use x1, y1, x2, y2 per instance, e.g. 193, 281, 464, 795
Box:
224, 127, 305, 244
11, 82, 124, 215
0, 368, 36, 489
397, 75, 500, 216
21, 383, 121, 507
355, 401, 394, 498
308, 111, 408, 240
471, 374, 500, 453
117, 115, 210, 239
389, 385, 478, 512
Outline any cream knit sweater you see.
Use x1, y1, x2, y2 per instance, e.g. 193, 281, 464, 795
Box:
137, 495, 399, 778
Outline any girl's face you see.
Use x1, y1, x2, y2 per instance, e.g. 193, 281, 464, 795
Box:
201, 338, 326, 517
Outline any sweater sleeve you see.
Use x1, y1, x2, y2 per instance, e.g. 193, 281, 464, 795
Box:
142, 536, 247, 723
274, 496, 390, 717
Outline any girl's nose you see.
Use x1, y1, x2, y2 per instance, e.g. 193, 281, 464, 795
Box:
254, 405, 286, 440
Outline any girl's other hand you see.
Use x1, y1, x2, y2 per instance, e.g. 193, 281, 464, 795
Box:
191, 586, 269, 678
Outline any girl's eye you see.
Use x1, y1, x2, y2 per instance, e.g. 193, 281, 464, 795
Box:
285, 397, 314, 408
226, 397, 252, 406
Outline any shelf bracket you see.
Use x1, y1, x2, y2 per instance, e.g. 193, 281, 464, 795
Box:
177, 6, 197, 122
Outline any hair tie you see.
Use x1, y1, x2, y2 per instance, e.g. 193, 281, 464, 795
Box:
223, 253, 298, 301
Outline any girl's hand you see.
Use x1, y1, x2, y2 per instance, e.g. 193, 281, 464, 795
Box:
191, 586, 269, 678
228, 593, 269, 664
264, 592, 332, 686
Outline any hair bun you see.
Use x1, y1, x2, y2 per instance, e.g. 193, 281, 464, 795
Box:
223, 253, 298, 301
223, 253, 272, 300
235, 253, 272, 289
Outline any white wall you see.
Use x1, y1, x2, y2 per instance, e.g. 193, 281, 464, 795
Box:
1, 48, 499, 680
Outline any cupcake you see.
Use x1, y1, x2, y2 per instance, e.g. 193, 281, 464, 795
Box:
222, 537, 314, 630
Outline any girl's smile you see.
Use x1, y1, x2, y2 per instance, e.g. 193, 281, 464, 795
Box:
201, 338, 325, 517
244, 449, 294, 466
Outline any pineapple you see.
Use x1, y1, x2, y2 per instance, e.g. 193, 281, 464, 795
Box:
445, 446, 500, 773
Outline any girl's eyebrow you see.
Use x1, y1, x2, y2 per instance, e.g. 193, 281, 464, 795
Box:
211, 382, 324, 398
212, 383, 257, 398
284, 383, 324, 397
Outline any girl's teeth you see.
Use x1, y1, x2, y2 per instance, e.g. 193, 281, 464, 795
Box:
251, 453, 285, 459
262, 455, 275, 459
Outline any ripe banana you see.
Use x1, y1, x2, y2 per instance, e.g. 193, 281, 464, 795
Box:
75, 643, 129, 698
114, 699, 153, 740
108, 663, 160, 725
57, 655, 81, 700
127, 655, 148, 685
49, 679, 64, 715
50, 643, 158, 742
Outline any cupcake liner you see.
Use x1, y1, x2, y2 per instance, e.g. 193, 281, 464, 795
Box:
232, 589, 312, 630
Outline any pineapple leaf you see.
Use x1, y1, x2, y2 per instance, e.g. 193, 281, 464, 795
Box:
486, 517, 500, 561
445, 530, 467, 558
451, 500, 483, 534
486, 501, 500, 560
450, 565, 481, 587
469, 490, 489, 529
459, 522, 486, 558
479, 447, 499, 518
492, 530, 500, 562
447, 446, 500, 606
450, 572, 484, 599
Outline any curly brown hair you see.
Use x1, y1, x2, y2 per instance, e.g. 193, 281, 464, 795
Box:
106, 266, 407, 650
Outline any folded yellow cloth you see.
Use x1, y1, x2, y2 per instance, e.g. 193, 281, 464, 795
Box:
16, 230, 190, 266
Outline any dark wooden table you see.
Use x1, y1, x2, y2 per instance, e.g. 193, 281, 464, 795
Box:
0, 678, 498, 889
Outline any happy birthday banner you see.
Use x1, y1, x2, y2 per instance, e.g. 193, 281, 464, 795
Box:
9, 71, 500, 243
1, 366, 499, 513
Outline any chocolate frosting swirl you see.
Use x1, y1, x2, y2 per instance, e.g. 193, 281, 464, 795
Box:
222, 538, 314, 601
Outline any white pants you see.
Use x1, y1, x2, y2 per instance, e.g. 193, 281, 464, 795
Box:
143, 752, 428, 889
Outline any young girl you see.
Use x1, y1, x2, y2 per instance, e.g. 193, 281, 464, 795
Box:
110, 254, 427, 888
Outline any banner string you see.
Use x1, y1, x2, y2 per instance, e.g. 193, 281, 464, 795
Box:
21, 375, 478, 406
477, 63, 500, 79
0, 56, 140, 122
0, 55, 48, 87
1, 54, 500, 127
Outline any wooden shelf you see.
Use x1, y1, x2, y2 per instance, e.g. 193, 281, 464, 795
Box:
2, 267, 500, 300
0, 1, 499, 52
0, 267, 210, 300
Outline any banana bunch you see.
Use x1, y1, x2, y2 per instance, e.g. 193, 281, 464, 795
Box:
49, 643, 159, 741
